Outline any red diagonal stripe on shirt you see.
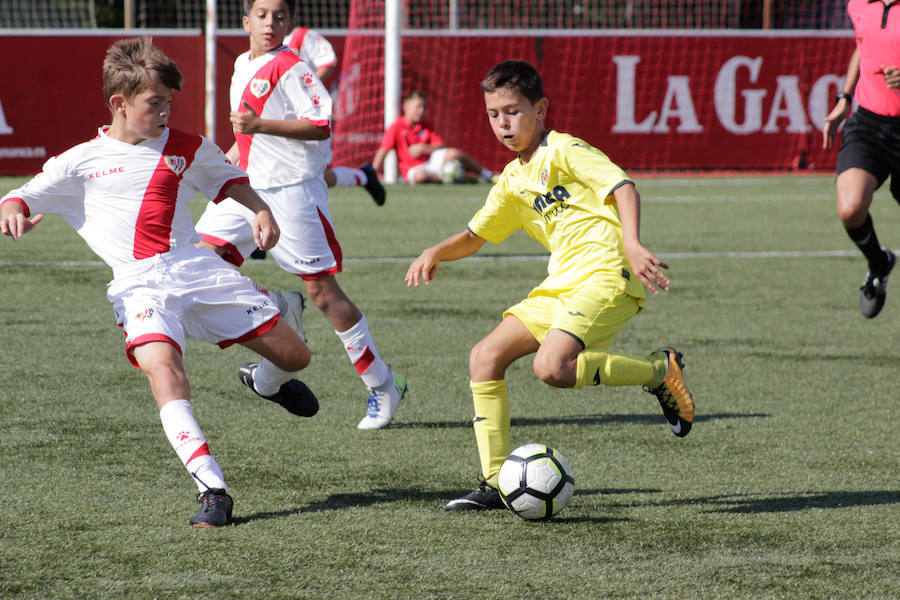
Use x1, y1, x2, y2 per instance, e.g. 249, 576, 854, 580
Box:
133, 130, 201, 259
236, 50, 302, 171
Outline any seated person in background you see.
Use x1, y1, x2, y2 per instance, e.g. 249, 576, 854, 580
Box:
372, 90, 496, 185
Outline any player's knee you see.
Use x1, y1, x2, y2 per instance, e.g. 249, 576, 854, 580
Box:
532, 354, 570, 388
469, 341, 503, 379
836, 197, 868, 227
140, 359, 189, 395
306, 280, 340, 311
274, 343, 311, 372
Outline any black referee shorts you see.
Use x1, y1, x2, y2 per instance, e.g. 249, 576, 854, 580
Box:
837, 106, 900, 202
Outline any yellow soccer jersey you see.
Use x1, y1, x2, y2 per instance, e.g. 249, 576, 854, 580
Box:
468, 130, 645, 299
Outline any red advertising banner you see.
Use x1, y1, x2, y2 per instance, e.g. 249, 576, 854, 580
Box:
332, 32, 855, 173
0, 32, 204, 176
0, 31, 853, 175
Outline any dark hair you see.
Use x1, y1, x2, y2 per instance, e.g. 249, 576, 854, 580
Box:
480, 60, 544, 105
403, 90, 427, 103
103, 37, 182, 106
243, 0, 294, 18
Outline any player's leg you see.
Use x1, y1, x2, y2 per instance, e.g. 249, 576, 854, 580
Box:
443, 147, 495, 183
445, 316, 539, 511
304, 274, 405, 429
837, 167, 880, 252
838, 168, 895, 317
543, 282, 693, 437
327, 164, 386, 206
407, 164, 440, 184
132, 341, 233, 528
532, 329, 659, 389
836, 110, 896, 318
256, 180, 404, 427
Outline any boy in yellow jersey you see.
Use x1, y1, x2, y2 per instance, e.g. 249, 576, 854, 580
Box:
405, 60, 695, 511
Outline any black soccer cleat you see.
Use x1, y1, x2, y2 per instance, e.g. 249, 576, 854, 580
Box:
360, 162, 386, 206
860, 248, 895, 319
239, 362, 319, 417
189, 488, 233, 528
444, 478, 505, 511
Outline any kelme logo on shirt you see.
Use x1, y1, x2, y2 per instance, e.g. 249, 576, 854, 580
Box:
249, 78, 271, 98
164, 155, 186, 175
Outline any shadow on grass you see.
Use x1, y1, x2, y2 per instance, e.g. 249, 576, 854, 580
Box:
389, 412, 768, 429
232, 487, 657, 525
232, 488, 464, 525
698, 490, 899, 513
748, 350, 900, 366
602, 490, 899, 514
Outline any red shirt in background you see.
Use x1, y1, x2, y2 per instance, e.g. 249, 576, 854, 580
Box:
377, 116, 444, 178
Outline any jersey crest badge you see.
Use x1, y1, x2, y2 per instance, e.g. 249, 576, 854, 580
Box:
540, 167, 550, 187
249, 78, 271, 98
164, 155, 186, 175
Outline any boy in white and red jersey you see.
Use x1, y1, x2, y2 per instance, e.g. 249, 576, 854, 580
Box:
285, 25, 385, 206
196, 0, 406, 430
0, 38, 318, 528
823, 0, 900, 319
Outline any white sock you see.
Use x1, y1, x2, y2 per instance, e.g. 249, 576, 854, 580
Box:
480, 167, 493, 180
252, 358, 297, 397
159, 399, 227, 492
335, 314, 390, 389
331, 166, 366, 187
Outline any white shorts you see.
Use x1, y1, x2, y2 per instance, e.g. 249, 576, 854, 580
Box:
195, 179, 342, 279
405, 147, 448, 184
108, 246, 280, 367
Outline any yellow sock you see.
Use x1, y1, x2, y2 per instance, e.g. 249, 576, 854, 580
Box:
574, 350, 663, 389
470, 379, 510, 487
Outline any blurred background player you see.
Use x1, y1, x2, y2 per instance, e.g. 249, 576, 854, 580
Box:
372, 90, 496, 185
0, 37, 318, 528
287, 24, 385, 206
405, 60, 694, 511
196, 0, 406, 430
823, 0, 900, 319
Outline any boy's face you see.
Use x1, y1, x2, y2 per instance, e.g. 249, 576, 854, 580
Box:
483, 87, 548, 157
402, 96, 426, 125
110, 80, 173, 143
244, 0, 293, 57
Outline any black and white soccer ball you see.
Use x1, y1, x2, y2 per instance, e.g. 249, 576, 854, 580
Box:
497, 443, 575, 520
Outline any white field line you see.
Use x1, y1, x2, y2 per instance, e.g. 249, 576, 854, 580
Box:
405, 193, 831, 204
0, 249, 862, 270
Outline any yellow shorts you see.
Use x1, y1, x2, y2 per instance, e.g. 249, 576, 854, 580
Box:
504, 278, 643, 350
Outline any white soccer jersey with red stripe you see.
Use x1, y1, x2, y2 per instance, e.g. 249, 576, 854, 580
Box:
231, 46, 333, 188
287, 28, 337, 73
0, 127, 248, 268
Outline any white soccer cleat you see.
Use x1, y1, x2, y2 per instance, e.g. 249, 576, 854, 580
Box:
357, 370, 407, 430
271, 290, 306, 342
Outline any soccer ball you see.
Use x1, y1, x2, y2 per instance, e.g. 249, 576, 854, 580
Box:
440, 159, 464, 184
497, 443, 575, 520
